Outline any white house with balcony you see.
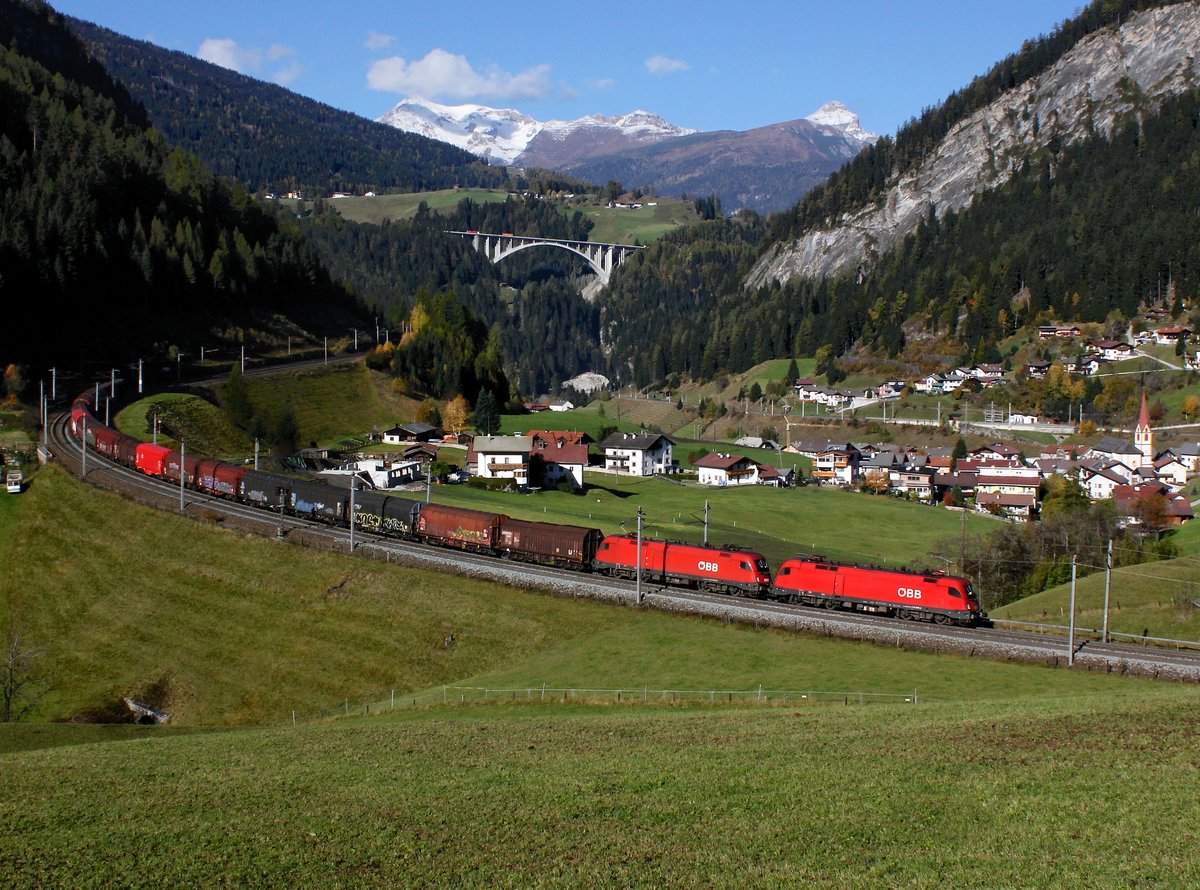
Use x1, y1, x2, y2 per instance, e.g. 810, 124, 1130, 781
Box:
469, 435, 532, 484
600, 432, 675, 476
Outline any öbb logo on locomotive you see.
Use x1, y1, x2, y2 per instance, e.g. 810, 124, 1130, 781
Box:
68, 388, 986, 628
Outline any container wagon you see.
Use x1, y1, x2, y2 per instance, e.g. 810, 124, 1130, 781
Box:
351, 490, 419, 538
288, 478, 346, 524
241, 470, 290, 510
135, 443, 172, 476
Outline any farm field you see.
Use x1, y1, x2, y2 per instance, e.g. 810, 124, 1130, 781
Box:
431, 474, 990, 572
2, 690, 1197, 886
572, 196, 699, 244
319, 188, 511, 225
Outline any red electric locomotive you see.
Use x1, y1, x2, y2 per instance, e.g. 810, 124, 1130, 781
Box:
593, 534, 771, 596
771, 557, 985, 625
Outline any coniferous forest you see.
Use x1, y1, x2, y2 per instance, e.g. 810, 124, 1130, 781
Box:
0, 0, 360, 370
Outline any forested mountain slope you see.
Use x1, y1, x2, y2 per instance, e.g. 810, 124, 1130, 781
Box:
0, 0, 360, 369
599, 0, 1200, 385
65, 16, 507, 197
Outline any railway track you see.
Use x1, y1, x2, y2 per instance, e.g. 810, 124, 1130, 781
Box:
45, 412, 1200, 682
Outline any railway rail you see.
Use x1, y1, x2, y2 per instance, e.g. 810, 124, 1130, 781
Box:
44, 411, 1200, 682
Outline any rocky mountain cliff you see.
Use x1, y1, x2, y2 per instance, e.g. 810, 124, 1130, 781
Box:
747, 3, 1200, 288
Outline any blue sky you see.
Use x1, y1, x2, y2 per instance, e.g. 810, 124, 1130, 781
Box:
53, 1, 1085, 135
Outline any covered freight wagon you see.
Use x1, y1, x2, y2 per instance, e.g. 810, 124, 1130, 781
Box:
241, 470, 289, 509
161, 451, 201, 487
594, 535, 771, 596
195, 459, 245, 498
416, 503, 504, 551
771, 558, 984, 625
352, 490, 419, 538
289, 479, 346, 523
496, 518, 602, 569
135, 443, 172, 476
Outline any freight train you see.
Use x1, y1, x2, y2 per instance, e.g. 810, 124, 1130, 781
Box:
68, 391, 986, 626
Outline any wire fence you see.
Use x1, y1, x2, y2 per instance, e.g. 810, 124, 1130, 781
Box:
294, 684, 937, 723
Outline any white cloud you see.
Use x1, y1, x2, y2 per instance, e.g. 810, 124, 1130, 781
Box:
594, 77, 616, 90
198, 38, 258, 73
365, 31, 394, 51
366, 48, 551, 101
273, 62, 302, 86
645, 55, 689, 75
198, 37, 300, 84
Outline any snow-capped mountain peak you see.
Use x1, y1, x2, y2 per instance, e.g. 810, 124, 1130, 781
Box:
376, 97, 541, 165
804, 100, 877, 148
376, 98, 694, 166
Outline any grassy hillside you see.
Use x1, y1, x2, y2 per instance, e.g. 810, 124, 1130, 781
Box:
321, 188, 511, 225
993, 551, 1200, 641
114, 392, 250, 457
2, 691, 1196, 886
574, 197, 699, 244
431, 474, 991, 572
0, 466, 1121, 728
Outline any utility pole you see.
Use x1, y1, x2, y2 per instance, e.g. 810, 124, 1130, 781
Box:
104, 397, 110, 427
703, 500, 709, 546
241, 345, 246, 373
110, 368, 116, 399
254, 438, 259, 471
1067, 555, 1077, 666
1102, 538, 1113, 643
426, 467, 432, 503
349, 477, 356, 553
94, 382, 99, 411
152, 414, 158, 445
51, 367, 56, 401
81, 415, 87, 477
352, 329, 358, 351
324, 336, 328, 365
635, 507, 644, 605
179, 441, 186, 512
137, 359, 143, 395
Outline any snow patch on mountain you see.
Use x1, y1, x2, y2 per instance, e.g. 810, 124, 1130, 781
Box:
804, 100, 878, 148
377, 98, 695, 165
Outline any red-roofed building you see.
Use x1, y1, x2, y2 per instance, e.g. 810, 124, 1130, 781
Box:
1113, 482, 1194, 526
695, 452, 762, 486
528, 430, 591, 489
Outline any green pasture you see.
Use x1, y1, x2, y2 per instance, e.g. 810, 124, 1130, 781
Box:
432, 474, 986, 571
3, 691, 1197, 887
573, 197, 699, 244
326, 188, 511, 225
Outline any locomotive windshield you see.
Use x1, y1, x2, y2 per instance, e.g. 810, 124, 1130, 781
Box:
755, 558, 769, 572
964, 583, 978, 602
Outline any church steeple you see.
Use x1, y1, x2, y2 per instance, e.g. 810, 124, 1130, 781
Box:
1135, 389, 1154, 468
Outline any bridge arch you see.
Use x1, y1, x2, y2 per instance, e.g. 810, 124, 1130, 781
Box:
446, 230, 644, 290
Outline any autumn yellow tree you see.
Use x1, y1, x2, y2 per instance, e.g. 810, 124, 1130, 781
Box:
443, 395, 469, 435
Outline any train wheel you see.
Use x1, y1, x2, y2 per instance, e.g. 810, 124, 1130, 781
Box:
931, 613, 951, 625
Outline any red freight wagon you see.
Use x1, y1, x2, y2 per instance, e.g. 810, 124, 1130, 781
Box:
161, 450, 201, 487
771, 558, 985, 625
135, 443, 172, 477
593, 534, 771, 596
416, 503, 505, 551
195, 459, 245, 498
91, 426, 124, 460
70, 402, 90, 436
114, 435, 139, 467
496, 518, 602, 569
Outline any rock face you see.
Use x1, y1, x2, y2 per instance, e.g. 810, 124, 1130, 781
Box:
747, 4, 1200, 288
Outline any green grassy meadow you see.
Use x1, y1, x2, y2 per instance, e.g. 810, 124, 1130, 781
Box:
573, 197, 699, 244
433, 473, 989, 571
322, 188, 511, 225
993, 549, 1200, 640
3, 691, 1198, 887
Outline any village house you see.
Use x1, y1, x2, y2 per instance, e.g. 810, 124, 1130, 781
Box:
527, 430, 590, 489
382, 421, 441, 444
1153, 325, 1193, 345
600, 432, 676, 476
1113, 482, 1194, 526
694, 453, 762, 486
812, 444, 860, 486
1086, 339, 1135, 361
1037, 324, 1082, 340
1025, 361, 1051, 380
469, 435, 532, 485
1077, 460, 1131, 500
